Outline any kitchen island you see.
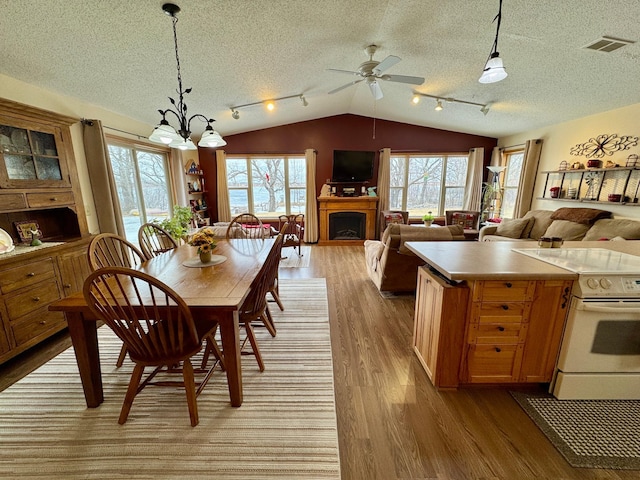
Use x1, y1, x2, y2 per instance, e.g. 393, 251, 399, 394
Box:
405, 241, 583, 389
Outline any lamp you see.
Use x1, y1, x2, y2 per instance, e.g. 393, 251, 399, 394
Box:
230, 94, 308, 119
485, 165, 507, 219
412, 92, 490, 115
148, 3, 225, 150
479, 0, 508, 84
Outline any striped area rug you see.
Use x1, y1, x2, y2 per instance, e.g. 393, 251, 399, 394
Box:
0, 279, 340, 479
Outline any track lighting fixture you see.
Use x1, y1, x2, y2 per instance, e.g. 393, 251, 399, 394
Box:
479, 0, 508, 84
148, 3, 225, 150
412, 92, 491, 115
230, 93, 308, 120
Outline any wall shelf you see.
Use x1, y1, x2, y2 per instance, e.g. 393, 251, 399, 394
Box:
540, 166, 640, 205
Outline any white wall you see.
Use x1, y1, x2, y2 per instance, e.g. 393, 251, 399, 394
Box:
499, 103, 640, 219
0, 74, 154, 233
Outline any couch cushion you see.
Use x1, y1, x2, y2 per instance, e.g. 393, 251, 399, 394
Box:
523, 210, 554, 239
550, 207, 612, 225
495, 218, 532, 239
582, 218, 640, 241
543, 220, 590, 241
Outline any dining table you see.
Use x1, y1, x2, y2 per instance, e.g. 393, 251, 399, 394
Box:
49, 237, 275, 408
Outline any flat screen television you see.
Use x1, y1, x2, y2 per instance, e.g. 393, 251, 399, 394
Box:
331, 150, 375, 182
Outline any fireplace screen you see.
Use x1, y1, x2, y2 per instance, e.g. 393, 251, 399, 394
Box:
329, 212, 366, 240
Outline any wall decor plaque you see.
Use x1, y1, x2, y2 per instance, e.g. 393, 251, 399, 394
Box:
14, 220, 42, 244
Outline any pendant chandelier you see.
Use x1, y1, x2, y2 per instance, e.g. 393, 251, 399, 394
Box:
149, 3, 226, 150
478, 0, 508, 84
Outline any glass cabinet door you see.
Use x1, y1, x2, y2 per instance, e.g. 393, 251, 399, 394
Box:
0, 123, 69, 187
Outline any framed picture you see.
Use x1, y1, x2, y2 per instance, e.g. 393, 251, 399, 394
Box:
14, 220, 42, 243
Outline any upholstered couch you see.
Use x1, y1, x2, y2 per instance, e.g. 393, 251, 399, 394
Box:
364, 223, 465, 293
479, 208, 640, 242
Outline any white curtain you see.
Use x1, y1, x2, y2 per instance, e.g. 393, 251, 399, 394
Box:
82, 119, 125, 236
463, 147, 484, 211
304, 148, 319, 243
513, 139, 543, 218
216, 150, 231, 222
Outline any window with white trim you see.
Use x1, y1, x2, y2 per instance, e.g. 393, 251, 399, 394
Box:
226, 155, 306, 217
500, 149, 524, 219
389, 153, 469, 217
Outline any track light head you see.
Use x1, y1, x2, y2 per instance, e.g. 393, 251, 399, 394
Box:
435, 99, 443, 111
231, 109, 240, 120
300, 95, 308, 107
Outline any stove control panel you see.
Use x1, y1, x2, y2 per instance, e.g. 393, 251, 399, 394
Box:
575, 276, 640, 297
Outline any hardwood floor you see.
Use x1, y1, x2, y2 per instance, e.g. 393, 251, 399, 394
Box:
2, 244, 636, 479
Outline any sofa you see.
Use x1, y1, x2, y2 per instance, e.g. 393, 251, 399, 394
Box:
479, 207, 640, 242
364, 223, 465, 293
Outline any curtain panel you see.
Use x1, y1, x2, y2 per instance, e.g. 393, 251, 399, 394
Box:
215, 150, 231, 222
82, 119, 125, 236
304, 149, 319, 243
463, 147, 484, 211
514, 139, 543, 217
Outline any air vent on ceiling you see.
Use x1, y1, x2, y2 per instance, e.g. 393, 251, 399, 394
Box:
583, 36, 635, 53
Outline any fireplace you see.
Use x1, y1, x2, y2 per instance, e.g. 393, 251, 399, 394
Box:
329, 212, 366, 240
318, 196, 378, 244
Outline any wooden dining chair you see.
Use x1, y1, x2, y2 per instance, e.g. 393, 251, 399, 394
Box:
87, 233, 147, 367
277, 214, 304, 257
83, 267, 224, 426
226, 213, 266, 239
138, 222, 179, 260
266, 226, 286, 311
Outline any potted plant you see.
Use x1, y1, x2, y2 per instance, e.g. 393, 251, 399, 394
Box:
422, 211, 435, 227
156, 205, 194, 242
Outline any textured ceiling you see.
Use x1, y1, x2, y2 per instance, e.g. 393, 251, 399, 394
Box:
1, 0, 640, 140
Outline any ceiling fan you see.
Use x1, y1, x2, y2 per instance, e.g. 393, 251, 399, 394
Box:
327, 44, 425, 100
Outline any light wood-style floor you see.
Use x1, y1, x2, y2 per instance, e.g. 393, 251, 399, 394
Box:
1, 245, 637, 479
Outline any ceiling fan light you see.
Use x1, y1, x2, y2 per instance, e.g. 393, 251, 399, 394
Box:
479, 53, 508, 84
412, 95, 420, 105
435, 99, 443, 111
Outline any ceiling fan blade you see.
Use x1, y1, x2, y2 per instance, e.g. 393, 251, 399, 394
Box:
369, 80, 383, 100
380, 74, 425, 85
373, 55, 401, 75
328, 79, 363, 95
327, 68, 361, 76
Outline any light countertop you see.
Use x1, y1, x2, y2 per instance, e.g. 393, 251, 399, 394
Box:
404, 241, 640, 281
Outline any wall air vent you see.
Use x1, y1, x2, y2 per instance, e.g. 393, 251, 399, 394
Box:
583, 36, 635, 53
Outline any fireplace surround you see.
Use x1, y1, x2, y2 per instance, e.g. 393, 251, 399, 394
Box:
318, 196, 378, 244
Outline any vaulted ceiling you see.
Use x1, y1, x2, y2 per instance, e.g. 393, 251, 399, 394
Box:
1, 0, 639, 141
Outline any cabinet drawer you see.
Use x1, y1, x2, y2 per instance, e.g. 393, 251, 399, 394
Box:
472, 302, 531, 324
5, 279, 62, 319
11, 309, 66, 347
26, 191, 74, 208
0, 257, 57, 294
472, 280, 535, 302
466, 344, 523, 382
468, 322, 528, 344
0, 192, 27, 211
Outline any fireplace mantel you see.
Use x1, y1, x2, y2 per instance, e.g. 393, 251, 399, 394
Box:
318, 196, 379, 245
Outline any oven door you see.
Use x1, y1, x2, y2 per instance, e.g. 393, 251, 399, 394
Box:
557, 297, 640, 373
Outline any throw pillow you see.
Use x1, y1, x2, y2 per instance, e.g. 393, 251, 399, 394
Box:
495, 218, 531, 239
384, 212, 405, 227
451, 212, 476, 229
543, 220, 590, 241
582, 219, 640, 241
522, 210, 554, 239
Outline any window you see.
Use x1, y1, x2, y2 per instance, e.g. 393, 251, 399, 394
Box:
226, 155, 306, 217
500, 150, 524, 219
107, 141, 173, 244
390, 153, 469, 217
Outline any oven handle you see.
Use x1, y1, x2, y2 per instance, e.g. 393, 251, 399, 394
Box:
577, 302, 640, 314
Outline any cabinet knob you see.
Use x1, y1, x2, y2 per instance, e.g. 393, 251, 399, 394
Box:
50, 197, 58, 201
27, 272, 35, 277
497, 326, 505, 331
64, 283, 72, 289
495, 347, 502, 353
501, 304, 509, 310
504, 282, 512, 288
39, 321, 46, 325
32, 297, 40, 302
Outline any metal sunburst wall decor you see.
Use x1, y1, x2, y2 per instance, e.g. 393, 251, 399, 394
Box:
570, 133, 638, 159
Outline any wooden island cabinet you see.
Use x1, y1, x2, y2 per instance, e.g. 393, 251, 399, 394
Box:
408, 242, 576, 389
0, 98, 92, 364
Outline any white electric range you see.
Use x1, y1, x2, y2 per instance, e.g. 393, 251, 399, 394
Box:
513, 248, 640, 400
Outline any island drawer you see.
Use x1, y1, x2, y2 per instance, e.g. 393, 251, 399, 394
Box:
465, 343, 524, 383
471, 302, 531, 324
472, 280, 536, 303
467, 322, 528, 344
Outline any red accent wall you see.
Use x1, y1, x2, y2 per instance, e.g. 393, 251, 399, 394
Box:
198, 114, 497, 222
